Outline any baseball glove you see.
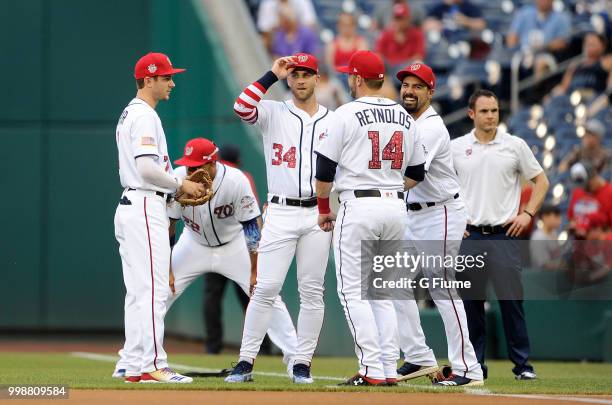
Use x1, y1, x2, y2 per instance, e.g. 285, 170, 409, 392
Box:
174, 169, 214, 206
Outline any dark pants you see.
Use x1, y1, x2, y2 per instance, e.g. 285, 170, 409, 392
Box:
203, 273, 271, 354
457, 230, 534, 378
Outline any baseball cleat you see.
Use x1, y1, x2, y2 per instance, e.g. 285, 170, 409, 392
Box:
224, 361, 253, 383
112, 368, 126, 378
292, 363, 314, 384
338, 374, 387, 386
433, 373, 484, 386
124, 375, 141, 383
515, 371, 537, 380
396, 362, 441, 382
385, 378, 398, 386
140, 368, 193, 383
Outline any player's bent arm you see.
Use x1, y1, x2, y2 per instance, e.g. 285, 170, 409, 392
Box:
315, 153, 337, 231
524, 171, 550, 217
136, 156, 205, 196
240, 217, 261, 295
404, 163, 425, 190
233, 71, 279, 124
136, 155, 181, 191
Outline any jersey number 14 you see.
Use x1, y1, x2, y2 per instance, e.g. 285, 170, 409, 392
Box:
368, 131, 403, 169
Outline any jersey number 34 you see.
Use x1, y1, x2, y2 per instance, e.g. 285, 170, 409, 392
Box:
368, 131, 403, 169
271, 143, 297, 168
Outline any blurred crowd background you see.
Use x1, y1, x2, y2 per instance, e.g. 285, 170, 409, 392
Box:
1, 0, 610, 361
239, 0, 612, 258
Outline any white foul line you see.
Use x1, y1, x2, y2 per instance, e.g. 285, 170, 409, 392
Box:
72, 352, 612, 403
70, 352, 345, 381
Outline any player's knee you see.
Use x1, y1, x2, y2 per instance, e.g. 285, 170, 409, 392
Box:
298, 285, 324, 309
252, 281, 283, 302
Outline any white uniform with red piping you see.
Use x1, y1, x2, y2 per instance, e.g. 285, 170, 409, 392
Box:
233, 75, 335, 366
114, 98, 174, 376
315, 96, 425, 381
165, 164, 298, 363
393, 106, 483, 380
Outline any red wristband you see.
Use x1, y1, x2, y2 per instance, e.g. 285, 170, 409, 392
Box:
317, 197, 331, 214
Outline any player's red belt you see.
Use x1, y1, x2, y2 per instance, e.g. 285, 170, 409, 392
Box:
270, 195, 318, 207
407, 193, 459, 211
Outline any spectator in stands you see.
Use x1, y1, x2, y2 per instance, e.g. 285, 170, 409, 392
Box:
422, 0, 488, 58
558, 119, 611, 174
325, 12, 368, 71
569, 211, 612, 285
506, 0, 572, 79
553, 32, 611, 97
258, 0, 317, 52
529, 204, 563, 270
271, 2, 319, 59
315, 66, 348, 110
567, 161, 612, 239
371, 0, 426, 34
376, 3, 426, 74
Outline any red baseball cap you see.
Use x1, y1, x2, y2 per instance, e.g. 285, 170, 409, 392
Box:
336, 50, 385, 79
396, 62, 436, 89
174, 138, 219, 167
134, 52, 186, 79
393, 3, 410, 18
291, 53, 318, 73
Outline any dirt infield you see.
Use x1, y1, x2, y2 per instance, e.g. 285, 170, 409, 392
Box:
9, 390, 612, 405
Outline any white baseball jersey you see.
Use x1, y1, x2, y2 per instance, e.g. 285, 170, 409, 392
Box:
255, 100, 337, 199
115, 98, 175, 193
316, 96, 425, 193
167, 163, 260, 247
234, 76, 338, 199
407, 106, 461, 203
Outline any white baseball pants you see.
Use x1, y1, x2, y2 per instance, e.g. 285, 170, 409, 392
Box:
114, 189, 170, 376
239, 203, 331, 365
393, 200, 483, 380
167, 230, 298, 362
334, 196, 406, 380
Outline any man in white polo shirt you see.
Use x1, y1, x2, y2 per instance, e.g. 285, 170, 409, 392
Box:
451, 89, 549, 381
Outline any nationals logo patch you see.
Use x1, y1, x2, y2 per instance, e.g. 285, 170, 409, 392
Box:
241, 196, 256, 210
465, 148, 472, 156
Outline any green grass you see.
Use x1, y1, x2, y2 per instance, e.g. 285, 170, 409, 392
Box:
1, 352, 611, 395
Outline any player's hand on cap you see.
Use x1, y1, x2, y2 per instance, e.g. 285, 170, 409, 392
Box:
318, 212, 336, 232
504, 212, 531, 238
180, 179, 206, 198
271, 56, 297, 80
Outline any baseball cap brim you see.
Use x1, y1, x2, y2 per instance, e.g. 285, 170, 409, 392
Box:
396, 70, 431, 87
160, 67, 186, 76
291, 64, 318, 73
336, 65, 351, 74
139, 68, 186, 79
174, 156, 206, 167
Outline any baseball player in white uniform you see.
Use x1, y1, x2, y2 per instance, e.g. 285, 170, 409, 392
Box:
392, 63, 483, 386
114, 137, 299, 376
113, 52, 204, 383
168, 138, 298, 362
226, 53, 336, 384
315, 51, 426, 386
